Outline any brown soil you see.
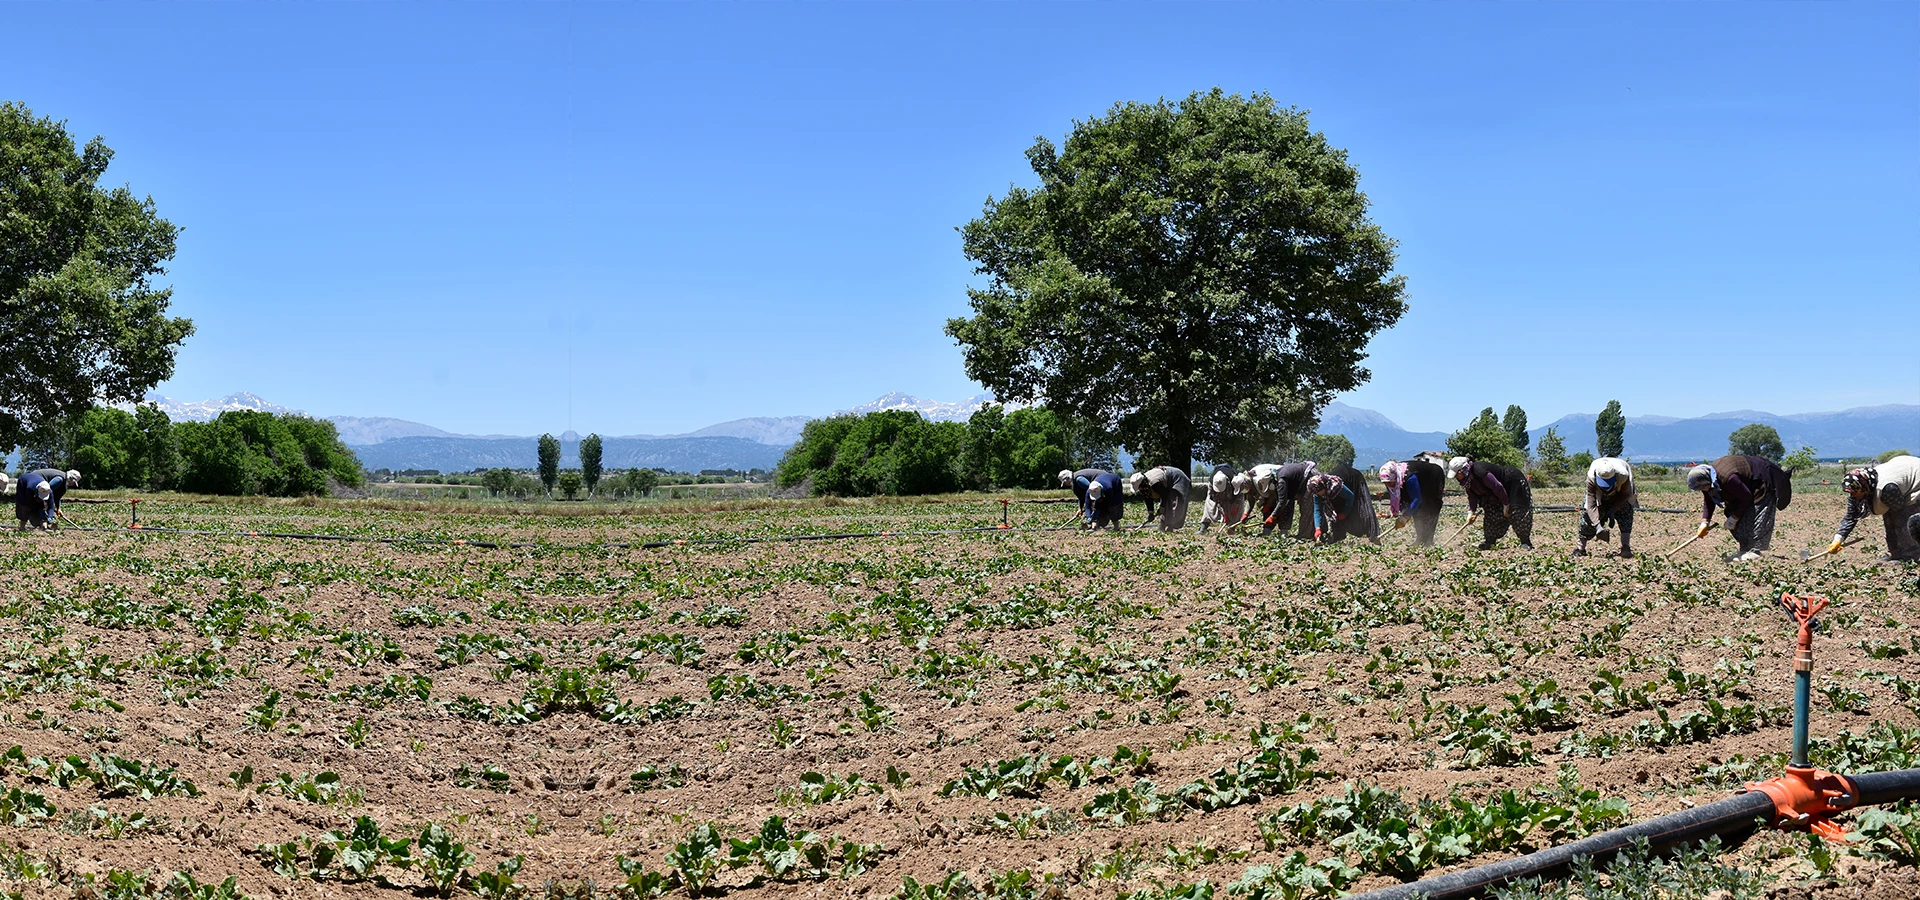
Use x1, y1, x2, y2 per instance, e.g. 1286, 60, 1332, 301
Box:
0, 486, 1913, 899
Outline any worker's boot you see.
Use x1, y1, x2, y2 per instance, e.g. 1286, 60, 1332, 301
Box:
1619, 537, 1634, 559
1572, 542, 1588, 558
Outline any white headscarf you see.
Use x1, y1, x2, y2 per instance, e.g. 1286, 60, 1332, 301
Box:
1058, 470, 1074, 488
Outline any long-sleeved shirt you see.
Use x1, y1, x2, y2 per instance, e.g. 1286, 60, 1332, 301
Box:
1583, 458, 1636, 527
1381, 462, 1424, 517
1312, 483, 1356, 531
1459, 462, 1512, 512
1836, 456, 1920, 539
1071, 468, 1110, 517
1086, 472, 1124, 522
14, 474, 52, 523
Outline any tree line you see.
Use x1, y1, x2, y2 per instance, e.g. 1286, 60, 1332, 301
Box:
33, 405, 363, 496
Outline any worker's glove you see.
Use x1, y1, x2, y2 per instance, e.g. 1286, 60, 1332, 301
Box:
1696, 521, 1712, 539
1263, 516, 1275, 527
1313, 528, 1323, 542
1393, 516, 1409, 531
1826, 538, 1843, 555
1503, 506, 1513, 519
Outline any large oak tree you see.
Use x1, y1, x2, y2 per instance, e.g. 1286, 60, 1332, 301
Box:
947, 90, 1407, 471
0, 103, 194, 450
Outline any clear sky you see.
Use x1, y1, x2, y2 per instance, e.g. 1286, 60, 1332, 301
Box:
4, 3, 1914, 436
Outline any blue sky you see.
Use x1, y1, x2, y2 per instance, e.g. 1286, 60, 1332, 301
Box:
4, 3, 1914, 436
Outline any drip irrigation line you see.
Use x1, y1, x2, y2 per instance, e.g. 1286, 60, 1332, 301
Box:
64, 524, 526, 550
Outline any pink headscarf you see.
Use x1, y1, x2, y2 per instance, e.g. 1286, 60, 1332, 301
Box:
1378, 461, 1408, 516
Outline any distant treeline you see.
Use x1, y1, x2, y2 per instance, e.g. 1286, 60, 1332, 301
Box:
39, 405, 363, 496
775, 406, 1068, 497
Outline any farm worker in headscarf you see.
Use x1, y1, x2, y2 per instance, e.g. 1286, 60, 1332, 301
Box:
27, 469, 77, 523
1082, 471, 1126, 529
1576, 457, 1637, 559
1063, 468, 1115, 526
1450, 456, 1534, 550
1378, 458, 1446, 545
1827, 456, 1920, 562
1198, 466, 1243, 533
1247, 462, 1316, 539
14, 472, 57, 530
1687, 454, 1792, 561
1307, 467, 1381, 544
1130, 465, 1191, 532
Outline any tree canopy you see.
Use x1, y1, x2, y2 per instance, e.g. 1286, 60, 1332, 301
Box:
1595, 400, 1626, 459
776, 411, 967, 497
172, 410, 362, 497
579, 434, 603, 496
1502, 405, 1529, 454
0, 103, 195, 449
1728, 423, 1785, 462
1298, 433, 1356, 471
1446, 407, 1527, 469
536, 434, 560, 495
946, 90, 1407, 473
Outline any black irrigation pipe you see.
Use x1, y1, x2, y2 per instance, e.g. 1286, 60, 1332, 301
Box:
1349, 767, 1920, 900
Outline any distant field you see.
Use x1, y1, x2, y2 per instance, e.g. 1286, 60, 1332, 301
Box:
0, 484, 1913, 899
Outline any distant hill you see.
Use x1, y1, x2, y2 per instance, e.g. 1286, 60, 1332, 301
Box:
1317, 402, 1450, 468
1528, 404, 1919, 461
837, 392, 998, 422
143, 391, 304, 422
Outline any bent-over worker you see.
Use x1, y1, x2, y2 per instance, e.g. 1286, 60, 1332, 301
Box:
1307, 467, 1381, 544
1687, 455, 1792, 561
1084, 474, 1125, 529
1247, 462, 1316, 539
1198, 466, 1242, 533
1063, 468, 1113, 525
1449, 456, 1534, 550
1378, 458, 1446, 545
15, 472, 59, 530
1577, 457, 1637, 559
1130, 465, 1191, 532
1828, 456, 1920, 563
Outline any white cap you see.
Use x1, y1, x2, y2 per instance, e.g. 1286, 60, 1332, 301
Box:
1448, 457, 1471, 478
1058, 470, 1074, 488
1211, 471, 1230, 492
1087, 481, 1104, 499
64, 470, 80, 485
1128, 472, 1146, 493
36, 482, 51, 499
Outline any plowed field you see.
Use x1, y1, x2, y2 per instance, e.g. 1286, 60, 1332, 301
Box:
1, 485, 1914, 900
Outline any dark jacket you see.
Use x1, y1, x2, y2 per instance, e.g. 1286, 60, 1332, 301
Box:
15, 473, 51, 523
1460, 461, 1528, 513
29, 469, 67, 508
1088, 471, 1125, 523
1071, 468, 1111, 516
1706, 455, 1792, 520
1404, 459, 1444, 514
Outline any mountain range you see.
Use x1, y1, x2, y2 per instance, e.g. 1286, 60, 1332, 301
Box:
143, 392, 1918, 473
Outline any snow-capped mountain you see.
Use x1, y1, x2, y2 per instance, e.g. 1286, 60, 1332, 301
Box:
142, 391, 305, 421
836, 392, 1000, 422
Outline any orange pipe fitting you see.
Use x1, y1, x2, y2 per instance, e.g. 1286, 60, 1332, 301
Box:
1747, 767, 1857, 840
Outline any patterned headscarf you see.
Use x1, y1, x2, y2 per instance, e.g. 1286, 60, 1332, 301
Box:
1686, 464, 1716, 492
1307, 474, 1343, 497
1448, 457, 1471, 480
1232, 473, 1254, 494
1211, 471, 1231, 493
1843, 468, 1875, 498
1378, 461, 1407, 488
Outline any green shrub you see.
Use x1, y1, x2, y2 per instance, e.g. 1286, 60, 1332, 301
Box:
776, 411, 965, 496
174, 411, 361, 496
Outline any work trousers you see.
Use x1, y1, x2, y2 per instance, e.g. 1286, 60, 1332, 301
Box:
1261, 494, 1314, 540
1199, 492, 1243, 533
1579, 500, 1635, 546
1883, 501, 1920, 561
1479, 479, 1534, 549
1730, 499, 1777, 553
